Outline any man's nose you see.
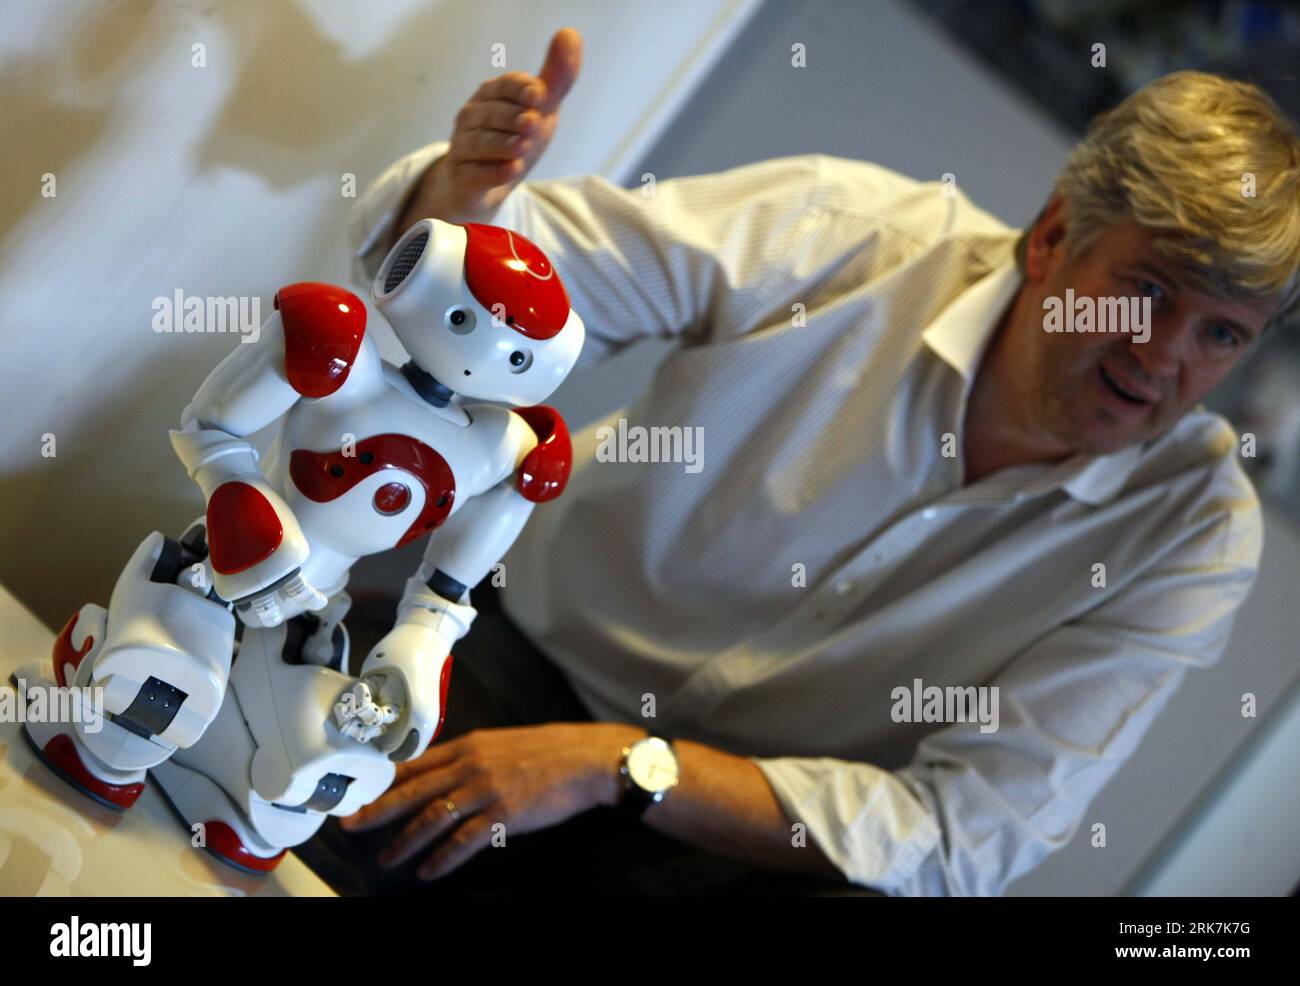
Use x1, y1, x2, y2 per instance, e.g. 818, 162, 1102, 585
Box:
1130, 315, 1192, 379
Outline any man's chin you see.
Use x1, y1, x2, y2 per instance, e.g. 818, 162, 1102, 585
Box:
1071, 418, 1159, 455
1066, 398, 1169, 453
1076, 436, 1140, 456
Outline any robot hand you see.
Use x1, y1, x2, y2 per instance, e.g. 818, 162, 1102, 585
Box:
236, 564, 330, 630
333, 681, 399, 743
336, 621, 456, 760
207, 477, 328, 627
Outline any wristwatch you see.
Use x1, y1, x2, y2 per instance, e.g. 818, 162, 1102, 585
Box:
616, 734, 680, 817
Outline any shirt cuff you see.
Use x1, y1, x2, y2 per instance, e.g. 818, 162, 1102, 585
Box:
751, 754, 942, 893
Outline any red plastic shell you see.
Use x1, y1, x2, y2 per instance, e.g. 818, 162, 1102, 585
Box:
53, 611, 94, 688
276, 282, 367, 398
289, 434, 455, 547
42, 733, 145, 810
207, 481, 284, 575
513, 405, 572, 502
203, 820, 286, 872
461, 224, 570, 340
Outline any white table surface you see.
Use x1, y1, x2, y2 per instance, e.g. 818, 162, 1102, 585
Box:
0, 583, 335, 897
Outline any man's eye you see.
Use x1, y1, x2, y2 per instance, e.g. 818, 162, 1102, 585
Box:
1135, 278, 1165, 302
1209, 323, 1239, 347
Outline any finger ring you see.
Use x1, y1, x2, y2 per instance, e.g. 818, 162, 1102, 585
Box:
443, 799, 461, 822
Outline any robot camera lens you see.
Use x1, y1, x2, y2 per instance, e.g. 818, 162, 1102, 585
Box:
446, 307, 476, 335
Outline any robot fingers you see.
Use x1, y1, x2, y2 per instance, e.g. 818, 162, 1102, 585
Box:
282, 571, 329, 612
334, 681, 399, 744
249, 592, 284, 627
242, 568, 329, 628
339, 719, 383, 743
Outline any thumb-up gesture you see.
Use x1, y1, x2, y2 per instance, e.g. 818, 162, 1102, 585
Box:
397, 27, 582, 233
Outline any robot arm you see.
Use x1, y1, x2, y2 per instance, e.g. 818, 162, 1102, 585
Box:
168, 283, 366, 625
337, 406, 573, 761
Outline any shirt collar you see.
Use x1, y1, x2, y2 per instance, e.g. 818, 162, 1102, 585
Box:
920, 256, 1146, 506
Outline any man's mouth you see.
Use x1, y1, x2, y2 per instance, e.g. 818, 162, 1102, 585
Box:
1098, 365, 1156, 405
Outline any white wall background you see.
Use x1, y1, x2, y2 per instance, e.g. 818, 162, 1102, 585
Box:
2, 0, 1295, 896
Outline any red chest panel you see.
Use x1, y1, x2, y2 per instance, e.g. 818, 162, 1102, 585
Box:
288, 434, 455, 548
275, 282, 367, 398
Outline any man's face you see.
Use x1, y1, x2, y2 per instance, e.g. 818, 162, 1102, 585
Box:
1013, 201, 1276, 456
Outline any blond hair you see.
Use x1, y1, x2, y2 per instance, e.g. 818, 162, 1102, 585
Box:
1015, 70, 1300, 333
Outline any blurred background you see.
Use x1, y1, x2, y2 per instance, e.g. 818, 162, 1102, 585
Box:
1, 0, 1296, 895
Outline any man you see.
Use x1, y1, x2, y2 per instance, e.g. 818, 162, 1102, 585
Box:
329, 28, 1299, 895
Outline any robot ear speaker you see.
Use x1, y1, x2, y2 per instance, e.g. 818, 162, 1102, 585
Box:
383, 230, 430, 295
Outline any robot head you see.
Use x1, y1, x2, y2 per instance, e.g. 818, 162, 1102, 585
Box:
372, 218, 585, 406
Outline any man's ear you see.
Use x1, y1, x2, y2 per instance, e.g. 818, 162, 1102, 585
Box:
1025, 195, 1068, 282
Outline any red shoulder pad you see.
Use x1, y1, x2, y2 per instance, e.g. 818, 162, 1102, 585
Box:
274, 282, 366, 398
513, 405, 572, 502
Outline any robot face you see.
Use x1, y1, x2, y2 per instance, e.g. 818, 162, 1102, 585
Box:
372, 218, 585, 406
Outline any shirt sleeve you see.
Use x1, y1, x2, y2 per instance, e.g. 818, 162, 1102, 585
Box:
750, 495, 1263, 895
347, 140, 458, 295
346, 141, 829, 365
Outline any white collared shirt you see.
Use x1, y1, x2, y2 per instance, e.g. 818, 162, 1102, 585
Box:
348, 142, 1263, 895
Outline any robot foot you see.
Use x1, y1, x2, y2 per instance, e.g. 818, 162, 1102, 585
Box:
11, 664, 147, 811
150, 757, 287, 875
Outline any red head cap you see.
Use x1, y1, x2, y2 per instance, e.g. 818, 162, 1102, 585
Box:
461, 223, 570, 340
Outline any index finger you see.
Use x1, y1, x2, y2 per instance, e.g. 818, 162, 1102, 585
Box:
341, 762, 458, 832
392, 734, 462, 784
472, 71, 544, 109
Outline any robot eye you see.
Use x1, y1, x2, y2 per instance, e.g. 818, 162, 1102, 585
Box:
508, 349, 533, 374
445, 306, 476, 335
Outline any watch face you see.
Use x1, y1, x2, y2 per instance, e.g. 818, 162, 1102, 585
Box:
627, 738, 678, 793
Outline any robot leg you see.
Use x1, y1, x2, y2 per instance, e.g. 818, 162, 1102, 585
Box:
150, 602, 393, 873
13, 522, 234, 811
291, 588, 352, 670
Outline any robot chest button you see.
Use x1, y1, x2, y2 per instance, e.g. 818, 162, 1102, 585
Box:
372, 483, 451, 516
373, 482, 411, 515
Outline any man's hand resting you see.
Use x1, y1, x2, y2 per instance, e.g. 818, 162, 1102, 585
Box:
391, 26, 582, 241
339, 722, 636, 881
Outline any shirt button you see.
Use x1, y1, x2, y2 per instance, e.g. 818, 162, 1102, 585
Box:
833, 579, 854, 596
921, 508, 938, 521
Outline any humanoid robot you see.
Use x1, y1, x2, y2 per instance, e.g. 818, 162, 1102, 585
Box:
13, 218, 585, 872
